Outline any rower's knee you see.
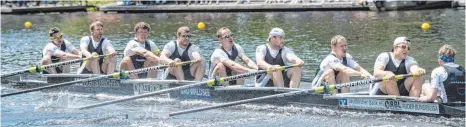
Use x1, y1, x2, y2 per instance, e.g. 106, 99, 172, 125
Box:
146, 57, 158, 65
215, 63, 226, 72
119, 57, 131, 68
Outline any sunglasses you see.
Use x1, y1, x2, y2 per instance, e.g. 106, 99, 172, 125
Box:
222, 34, 233, 39
49, 34, 63, 40
181, 34, 192, 39
397, 45, 410, 50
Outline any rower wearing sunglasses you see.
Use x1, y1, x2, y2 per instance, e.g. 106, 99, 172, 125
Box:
255, 28, 304, 88
120, 22, 161, 79
160, 26, 206, 81
209, 27, 258, 85
40, 27, 81, 74
372, 37, 426, 97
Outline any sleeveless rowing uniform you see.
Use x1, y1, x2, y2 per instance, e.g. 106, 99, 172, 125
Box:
48, 42, 67, 73
256, 45, 290, 87
42, 39, 76, 74
210, 44, 240, 84
442, 65, 465, 103
81, 36, 106, 74
165, 41, 195, 80
376, 52, 409, 96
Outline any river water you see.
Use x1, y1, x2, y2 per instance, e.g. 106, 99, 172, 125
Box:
1, 9, 465, 126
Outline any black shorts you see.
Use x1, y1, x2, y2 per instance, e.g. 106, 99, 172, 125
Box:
375, 79, 409, 96
256, 70, 291, 88
165, 65, 195, 80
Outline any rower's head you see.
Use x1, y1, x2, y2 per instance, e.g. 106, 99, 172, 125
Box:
217, 27, 234, 48
267, 27, 285, 49
438, 44, 456, 65
330, 35, 347, 58
134, 22, 151, 42
392, 37, 411, 59
48, 27, 63, 45
90, 21, 104, 38
176, 26, 191, 48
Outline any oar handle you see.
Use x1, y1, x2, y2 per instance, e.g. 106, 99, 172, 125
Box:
112, 60, 197, 79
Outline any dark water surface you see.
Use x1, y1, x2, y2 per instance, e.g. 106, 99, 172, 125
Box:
1, 9, 465, 126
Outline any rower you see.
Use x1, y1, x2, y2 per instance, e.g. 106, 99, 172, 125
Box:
312, 35, 373, 93
40, 27, 81, 74
373, 37, 426, 97
79, 21, 117, 74
255, 28, 304, 88
160, 26, 206, 81
420, 44, 465, 103
210, 27, 258, 85
119, 22, 160, 79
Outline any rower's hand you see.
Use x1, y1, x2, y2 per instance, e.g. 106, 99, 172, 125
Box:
415, 68, 426, 76
292, 59, 305, 67
109, 51, 117, 57
385, 72, 396, 80
90, 52, 99, 60
169, 58, 181, 67
360, 73, 372, 79
267, 65, 281, 72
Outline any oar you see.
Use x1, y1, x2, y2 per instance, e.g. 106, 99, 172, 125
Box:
168, 73, 418, 116
0, 61, 197, 98
1, 54, 110, 78
78, 64, 300, 110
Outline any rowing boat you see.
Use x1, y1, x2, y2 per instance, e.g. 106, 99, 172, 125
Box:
1, 73, 464, 116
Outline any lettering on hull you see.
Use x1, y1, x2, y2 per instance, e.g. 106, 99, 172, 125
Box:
133, 84, 169, 95
180, 87, 211, 98
74, 78, 121, 88
339, 99, 440, 114
20, 74, 47, 82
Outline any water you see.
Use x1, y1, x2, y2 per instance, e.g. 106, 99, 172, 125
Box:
1, 9, 465, 126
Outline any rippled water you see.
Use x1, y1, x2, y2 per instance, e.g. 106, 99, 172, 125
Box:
1, 9, 465, 126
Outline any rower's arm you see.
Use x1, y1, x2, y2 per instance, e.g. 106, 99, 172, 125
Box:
222, 60, 251, 73
373, 65, 389, 77
255, 47, 272, 70
71, 49, 81, 57
134, 48, 159, 61
54, 50, 81, 59
80, 38, 93, 58
192, 51, 203, 61
330, 63, 361, 76
106, 42, 117, 54
160, 50, 174, 64
240, 55, 258, 70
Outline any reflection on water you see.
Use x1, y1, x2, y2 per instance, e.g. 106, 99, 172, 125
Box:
1, 9, 465, 127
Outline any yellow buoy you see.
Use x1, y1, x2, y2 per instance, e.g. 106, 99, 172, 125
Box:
197, 22, 205, 30
421, 22, 430, 30
24, 21, 32, 29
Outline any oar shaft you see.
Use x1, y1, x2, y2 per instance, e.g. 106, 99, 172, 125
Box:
1, 75, 111, 97
1, 60, 196, 98
78, 64, 299, 109
168, 74, 415, 116
0, 54, 108, 78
